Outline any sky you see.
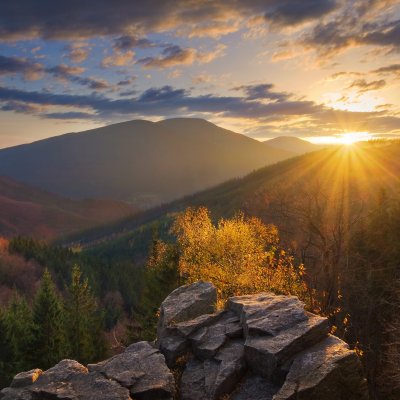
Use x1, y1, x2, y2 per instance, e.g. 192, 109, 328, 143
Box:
0, 0, 399, 148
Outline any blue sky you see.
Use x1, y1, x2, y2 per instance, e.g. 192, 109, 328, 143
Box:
0, 0, 399, 147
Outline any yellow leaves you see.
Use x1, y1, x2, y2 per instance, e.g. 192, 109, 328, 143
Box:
172, 207, 311, 304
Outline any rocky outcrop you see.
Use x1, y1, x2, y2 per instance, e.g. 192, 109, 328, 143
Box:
1, 282, 369, 400
158, 284, 368, 400
0, 346, 174, 400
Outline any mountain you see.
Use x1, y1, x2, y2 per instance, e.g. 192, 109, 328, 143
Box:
264, 136, 324, 155
0, 118, 295, 208
0, 176, 136, 240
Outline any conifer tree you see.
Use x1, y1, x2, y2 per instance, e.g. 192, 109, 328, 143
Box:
31, 269, 67, 369
0, 308, 14, 387
64, 265, 107, 363
3, 291, 34, 373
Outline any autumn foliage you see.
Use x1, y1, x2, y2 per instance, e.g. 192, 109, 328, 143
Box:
172, 207, 310, 304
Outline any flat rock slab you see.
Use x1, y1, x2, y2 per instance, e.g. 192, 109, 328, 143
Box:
245, 313, 329, 378
273, 335, 369, 400
231, 374, 280, 400
157, 281, 217, 340
228, 293, 308, 337
89, 341, 174, 399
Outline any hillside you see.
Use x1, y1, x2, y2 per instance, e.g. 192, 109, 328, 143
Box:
66, 141, 400, 254
0, 176, 136, 240
264, 136, 325, 155
0, 118, 295, 208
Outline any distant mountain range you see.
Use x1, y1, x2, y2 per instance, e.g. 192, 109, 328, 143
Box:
0, 118, 296, 208
264, 136, 326, 155
0, 176, 136, 240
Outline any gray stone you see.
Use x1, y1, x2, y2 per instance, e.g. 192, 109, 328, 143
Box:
245, 313, 329, 378
228, 293, 308, 337
10, 369, 42, 388
190, 311, 242, 360
180, 340, 246, 400
231, 374, 280, 400
273, 335, 369, 400
6, 360, 131, 400
157, 281, 217, 340
89, 341, 175, 399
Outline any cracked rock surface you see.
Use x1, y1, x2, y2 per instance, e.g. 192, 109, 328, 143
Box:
1, 282, 369, 400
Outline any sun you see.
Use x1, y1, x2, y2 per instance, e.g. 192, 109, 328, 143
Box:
336, 132, 371, 145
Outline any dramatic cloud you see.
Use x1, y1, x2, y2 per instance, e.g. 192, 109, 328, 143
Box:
138, 44, 225, 69
235, 84, 290, 101
0, 55, 43, 80
0, 83, 321, 120
46, 64, 110, 90
348, 79, 386, 92
0, 55, 111, 90
102, 51, 135, 67
373, 64, 400, 76
302, 2, 400, 57
65, 42, 90, 63
263, 0, 338, 27
113, 35, 156, 51
0, 0, 339, 41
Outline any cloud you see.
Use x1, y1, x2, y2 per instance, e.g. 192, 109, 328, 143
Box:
0, 83, 319, 119
302, 2, 400, 57
373, 64, 400, 76
0, 55, 111, 90
0, 55, 43, 80
113, 35, 156, 51
65, 42, 90, 63
235, 84, 290, 101
0, 1, 339, 41
138, 44, 225, 69
348, 79, 386, 92
45, 64, 110, 90
42, 111, 95, 120
263, 0, 338, 27
1, 82, 399, 136
102, 51, 135, 67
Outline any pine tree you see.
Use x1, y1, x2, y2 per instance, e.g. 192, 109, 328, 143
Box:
31, 269, 67, 369
0, 308, 14, 387
64, 265, 107, 363
3, 291, 34, 373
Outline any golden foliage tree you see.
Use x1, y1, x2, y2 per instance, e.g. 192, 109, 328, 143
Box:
172, 207, 310, 303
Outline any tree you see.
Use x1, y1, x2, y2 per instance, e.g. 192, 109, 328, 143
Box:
31, 269, 67, 369
3, 291, 35, 374
64, 265, 107, 363
128, 232, 181, 342
172, 207, 309, 303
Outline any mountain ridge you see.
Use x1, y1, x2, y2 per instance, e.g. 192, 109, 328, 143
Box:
0, 118, 295, 208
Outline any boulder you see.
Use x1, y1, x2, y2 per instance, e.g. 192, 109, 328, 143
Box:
228, 292, 330, 379
157, 281, 217, 366
1, 359, 131, 400
157, 281, 217, 339
273, 335, 369, 400
10, 369, 42, 388
180, 340, 246, 400
88, 341, 174, 399
190, 311, 242, 360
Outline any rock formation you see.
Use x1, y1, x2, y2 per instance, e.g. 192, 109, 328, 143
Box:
0, 281, 369, 400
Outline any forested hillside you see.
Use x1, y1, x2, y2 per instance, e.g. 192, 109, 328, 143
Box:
1, 141, 399, 399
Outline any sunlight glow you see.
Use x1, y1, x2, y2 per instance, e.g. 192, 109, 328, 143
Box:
308, 132, 372, 145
